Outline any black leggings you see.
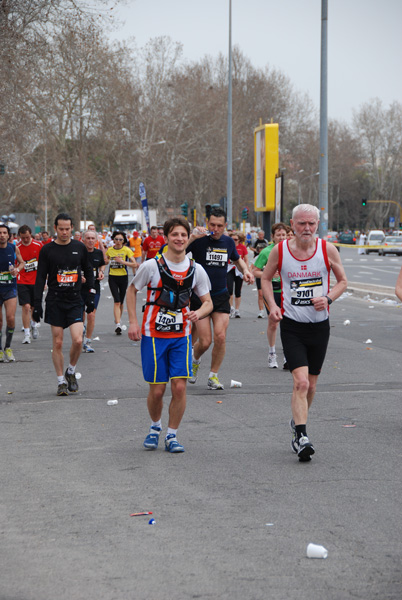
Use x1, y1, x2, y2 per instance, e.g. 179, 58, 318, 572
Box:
227, 269, 243, 298
108, 274, 128, 304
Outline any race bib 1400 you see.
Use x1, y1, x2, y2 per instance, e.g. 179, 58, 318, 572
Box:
155, 309, 183, 332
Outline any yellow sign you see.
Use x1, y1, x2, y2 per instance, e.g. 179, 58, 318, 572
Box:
254, 123, 279, 212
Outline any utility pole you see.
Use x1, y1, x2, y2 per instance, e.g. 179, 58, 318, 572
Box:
226, 0, 233, 228
318, 0, 328, 239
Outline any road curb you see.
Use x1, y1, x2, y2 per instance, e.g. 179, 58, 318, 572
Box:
347, 282, 397, 301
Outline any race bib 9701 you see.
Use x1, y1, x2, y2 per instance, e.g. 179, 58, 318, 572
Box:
290, 277, 323, 306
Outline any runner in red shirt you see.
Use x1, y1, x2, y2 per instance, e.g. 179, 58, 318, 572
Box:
41, 231, 52, 245
142, 226, 165, 261
227, 231, 249, 318
16, 225, 43, 343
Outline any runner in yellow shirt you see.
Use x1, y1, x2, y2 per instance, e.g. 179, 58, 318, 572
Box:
106, 231, 136, 334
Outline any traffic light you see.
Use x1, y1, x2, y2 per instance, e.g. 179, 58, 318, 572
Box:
205, 203, 212, 219
180, 202, 188, 217
362, 198, 367, 207
241, 207, 249, 220
190, 207, 195, 224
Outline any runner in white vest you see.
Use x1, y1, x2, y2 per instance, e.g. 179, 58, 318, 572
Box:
261, 204, 347, 462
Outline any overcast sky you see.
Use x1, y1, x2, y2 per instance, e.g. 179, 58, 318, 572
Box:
108, 0, 402, 124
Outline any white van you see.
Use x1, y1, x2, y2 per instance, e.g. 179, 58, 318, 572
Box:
366, 230, 385, 254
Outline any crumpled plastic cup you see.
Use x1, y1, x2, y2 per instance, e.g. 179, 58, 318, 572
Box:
306, 543, 328, 559
230, 380, 242, 388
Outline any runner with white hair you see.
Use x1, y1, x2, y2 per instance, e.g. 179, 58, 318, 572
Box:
261, 204, 347, 461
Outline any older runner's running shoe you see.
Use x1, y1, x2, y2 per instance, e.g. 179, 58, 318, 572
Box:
65, 369, 78, 393
57, 383, 69, 396
297, 435, 315, 462
289, 419, 298, 453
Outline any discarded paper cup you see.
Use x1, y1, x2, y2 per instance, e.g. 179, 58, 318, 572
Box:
306, 543, 328, 559
230, 380, 242, 388
107, 400, 118, 406
343, 320, 350, 326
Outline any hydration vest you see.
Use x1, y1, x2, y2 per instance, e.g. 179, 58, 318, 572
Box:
145, 255, 195, 311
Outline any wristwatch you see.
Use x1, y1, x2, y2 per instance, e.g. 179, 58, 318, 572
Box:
326, 295, 333, 305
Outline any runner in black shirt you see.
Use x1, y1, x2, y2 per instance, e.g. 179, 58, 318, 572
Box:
186, 207, 253, 390
80, 229, 107, 353
33, 213, 95, 396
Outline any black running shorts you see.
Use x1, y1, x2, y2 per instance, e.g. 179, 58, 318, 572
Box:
17, 283, 35, 307
280, 316, 330, 375
45, 293, 83, 329
190, 290, 230, 314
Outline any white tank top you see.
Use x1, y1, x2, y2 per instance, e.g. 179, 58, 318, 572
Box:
278, 238, 330, 323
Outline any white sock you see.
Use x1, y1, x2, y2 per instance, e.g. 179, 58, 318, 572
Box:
193, 357, 201, 364
166, 427, 177, 437
67, 364, 76, 375
209, 371, 217, 379
84, 337, 91, 344
269, 346, 276, 354
57, 375, 65, 385
30, 320, 37, 328
151, 420, 162, 430
24, 328, 30, 335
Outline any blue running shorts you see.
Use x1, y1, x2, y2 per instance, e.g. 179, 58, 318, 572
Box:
0, 287, 17, 305
141, 335, 192, 384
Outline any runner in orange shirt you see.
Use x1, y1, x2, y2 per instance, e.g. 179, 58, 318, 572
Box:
129, 230, 143, 264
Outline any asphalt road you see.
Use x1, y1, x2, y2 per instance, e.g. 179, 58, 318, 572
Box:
1, 276, 401, 600
337, 246, 402, 289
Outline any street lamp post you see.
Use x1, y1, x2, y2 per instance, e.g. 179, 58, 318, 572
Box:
298, 172, 320, 205
227, 0, 233, 228
44, 144, 48, 231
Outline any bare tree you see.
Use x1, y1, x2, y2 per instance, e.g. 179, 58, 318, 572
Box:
353, 98, 402, 228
